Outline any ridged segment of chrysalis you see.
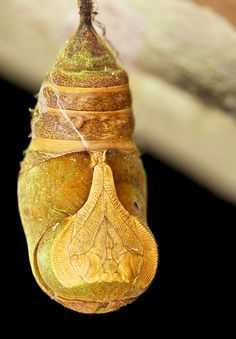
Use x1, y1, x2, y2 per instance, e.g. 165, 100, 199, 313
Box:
18, 0, 158, 314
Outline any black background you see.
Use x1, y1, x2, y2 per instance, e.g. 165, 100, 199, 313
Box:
2, 77, 234, 334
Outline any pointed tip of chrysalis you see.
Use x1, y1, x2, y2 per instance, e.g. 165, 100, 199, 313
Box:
46, 0, 128, 88
78, 0, 93, 27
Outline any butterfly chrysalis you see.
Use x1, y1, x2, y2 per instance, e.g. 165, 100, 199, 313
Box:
18, 0, 158, 314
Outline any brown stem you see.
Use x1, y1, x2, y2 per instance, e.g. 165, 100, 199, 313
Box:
79, 0, 93, 26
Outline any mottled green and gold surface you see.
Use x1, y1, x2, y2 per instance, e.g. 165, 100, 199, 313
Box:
18, 0, 158, 314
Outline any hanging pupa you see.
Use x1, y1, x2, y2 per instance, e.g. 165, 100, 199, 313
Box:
17, 0, 158, 314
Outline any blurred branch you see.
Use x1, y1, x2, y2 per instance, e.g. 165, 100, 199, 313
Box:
131, 69, 236, 203
97, 0, 236, 116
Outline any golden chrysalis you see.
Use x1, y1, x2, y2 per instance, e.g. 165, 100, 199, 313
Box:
17, 0, 158, 314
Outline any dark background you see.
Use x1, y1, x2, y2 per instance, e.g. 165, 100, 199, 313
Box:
2, 77, 234, 334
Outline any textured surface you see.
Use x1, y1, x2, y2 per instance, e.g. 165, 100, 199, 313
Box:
18, 2, 158, 314
36, 156, 157, 310
18, 150, 157, 313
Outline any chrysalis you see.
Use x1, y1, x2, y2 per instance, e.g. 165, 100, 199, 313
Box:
18, 0, 158, 314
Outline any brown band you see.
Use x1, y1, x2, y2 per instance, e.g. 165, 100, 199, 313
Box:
29, 138, 137, 154
42, 83, 131, 111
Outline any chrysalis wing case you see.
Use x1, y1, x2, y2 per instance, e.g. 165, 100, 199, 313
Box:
18, 0, 158, 314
